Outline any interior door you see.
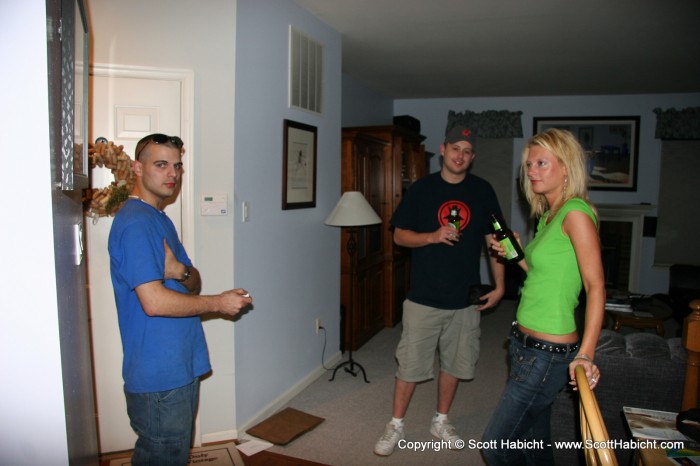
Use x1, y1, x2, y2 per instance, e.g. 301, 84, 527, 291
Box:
88, 72, 183, 453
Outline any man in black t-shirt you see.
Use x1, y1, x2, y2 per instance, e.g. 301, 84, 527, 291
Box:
374, 123, 506, 457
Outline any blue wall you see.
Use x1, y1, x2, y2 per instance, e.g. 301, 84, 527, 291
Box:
341, 74, 394, 126
234, 0, 342, 427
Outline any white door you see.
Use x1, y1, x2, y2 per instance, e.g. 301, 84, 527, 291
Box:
88, 68, 191, 453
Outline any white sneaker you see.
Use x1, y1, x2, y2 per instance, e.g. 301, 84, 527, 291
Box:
430, 419, 463, 450
374, 422, 405, 456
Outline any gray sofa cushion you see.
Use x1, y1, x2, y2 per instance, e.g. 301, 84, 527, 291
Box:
597, 329, 686, 360
596, 329, 626, 355
626, 332, 673, 359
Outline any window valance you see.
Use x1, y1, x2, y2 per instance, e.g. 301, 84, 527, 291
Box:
447, 110, 523, 138
653, 107, 700, 140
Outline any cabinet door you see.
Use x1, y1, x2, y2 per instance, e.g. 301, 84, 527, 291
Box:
339, 126, 425, 346
387, 131, 424, 326
341, 132, 389, 350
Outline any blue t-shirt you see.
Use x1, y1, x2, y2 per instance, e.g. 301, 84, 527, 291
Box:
108, 199, 211, 393
391, 172, 502, 309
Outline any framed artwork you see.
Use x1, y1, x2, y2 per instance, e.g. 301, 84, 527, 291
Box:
282, 119, 317, 209
533, 116, 640, 191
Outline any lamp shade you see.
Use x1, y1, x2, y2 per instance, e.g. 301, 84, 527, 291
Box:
324, 191, 382, 227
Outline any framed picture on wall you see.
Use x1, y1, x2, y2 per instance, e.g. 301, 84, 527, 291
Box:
282, 119, 317, 209
534, 116, 640, 191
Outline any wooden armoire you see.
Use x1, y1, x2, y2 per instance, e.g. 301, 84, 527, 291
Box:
339, 125, 427, 350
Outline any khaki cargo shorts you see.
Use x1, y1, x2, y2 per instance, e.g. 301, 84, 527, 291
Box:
395, 299, 481, 382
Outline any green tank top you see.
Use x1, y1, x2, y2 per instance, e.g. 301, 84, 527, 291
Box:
516, 198, 597, 334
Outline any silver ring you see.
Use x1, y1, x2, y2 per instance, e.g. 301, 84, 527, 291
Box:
591, 378, 597, 383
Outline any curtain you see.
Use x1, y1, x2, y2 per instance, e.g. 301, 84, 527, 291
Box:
653, 107, 700, 140
654, 140, 700, 266
446, 110, 523, 138
653, 108, 700, 266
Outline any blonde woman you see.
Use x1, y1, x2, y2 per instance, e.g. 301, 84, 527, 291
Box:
482, 128, 605, 465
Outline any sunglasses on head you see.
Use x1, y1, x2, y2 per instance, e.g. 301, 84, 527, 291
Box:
135, 134, 184, 160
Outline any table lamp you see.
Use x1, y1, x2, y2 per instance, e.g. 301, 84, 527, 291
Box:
325, 191, 382, 382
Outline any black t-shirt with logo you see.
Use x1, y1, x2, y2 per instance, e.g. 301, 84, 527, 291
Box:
391, 172, 502, 310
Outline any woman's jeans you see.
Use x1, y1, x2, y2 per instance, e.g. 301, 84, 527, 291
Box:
125, 378, 200, 466
482, 335, 576, 466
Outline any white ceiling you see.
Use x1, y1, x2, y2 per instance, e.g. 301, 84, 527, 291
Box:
295, 0, 700, 99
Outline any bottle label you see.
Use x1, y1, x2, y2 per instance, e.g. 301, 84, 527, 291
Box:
499, 238, 520, 260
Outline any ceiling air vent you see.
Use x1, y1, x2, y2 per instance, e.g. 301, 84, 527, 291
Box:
289, 27, 323, 114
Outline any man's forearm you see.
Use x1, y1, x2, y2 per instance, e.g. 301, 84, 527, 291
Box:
136, 282, 223, 317
394, 228, 434, 248
135, 280, 249, 317
489, 255, 507, 290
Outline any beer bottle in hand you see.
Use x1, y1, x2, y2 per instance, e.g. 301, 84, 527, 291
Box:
490, 214, 524, 262
447, 206, 461, 231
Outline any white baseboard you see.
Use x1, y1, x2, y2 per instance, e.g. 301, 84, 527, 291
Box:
202, 428, 240, 444
200, 352, 342, 444
237, 352, 343, 432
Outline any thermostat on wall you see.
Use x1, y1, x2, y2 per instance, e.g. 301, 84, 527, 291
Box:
201, 193, 228, 216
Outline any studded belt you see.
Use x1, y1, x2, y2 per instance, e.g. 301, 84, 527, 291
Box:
510, 322, 579, 354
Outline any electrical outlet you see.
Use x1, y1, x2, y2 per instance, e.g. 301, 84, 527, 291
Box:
315, 318, 322, 334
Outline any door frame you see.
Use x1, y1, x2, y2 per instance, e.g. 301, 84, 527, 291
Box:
90, 64, 195, 254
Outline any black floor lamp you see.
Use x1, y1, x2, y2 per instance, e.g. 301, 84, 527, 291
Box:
325, 191, 382, 383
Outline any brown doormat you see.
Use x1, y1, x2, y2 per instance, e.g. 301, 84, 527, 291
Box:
246, 407, 324, 445
108, 441, 244, 466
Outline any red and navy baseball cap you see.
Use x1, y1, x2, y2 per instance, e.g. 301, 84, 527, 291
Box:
445, 125, 477, 148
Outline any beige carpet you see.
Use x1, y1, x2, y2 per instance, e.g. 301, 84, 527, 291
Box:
260, 300, 519, 466
108, 441, 244, 466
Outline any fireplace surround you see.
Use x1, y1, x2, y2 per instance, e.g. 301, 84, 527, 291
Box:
596, 203, 654, 292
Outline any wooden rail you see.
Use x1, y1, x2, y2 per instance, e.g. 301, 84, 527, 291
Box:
682, 299, 700, 411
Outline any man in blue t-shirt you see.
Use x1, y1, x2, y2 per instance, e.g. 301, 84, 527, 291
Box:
374, 123, 506, 457
109, 133, 252, 465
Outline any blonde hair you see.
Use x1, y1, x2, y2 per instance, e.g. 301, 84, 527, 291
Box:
520, 128, 596, 219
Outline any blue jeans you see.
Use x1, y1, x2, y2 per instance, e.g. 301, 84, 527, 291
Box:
125, 378, 200, 466
482, 336, 575, 466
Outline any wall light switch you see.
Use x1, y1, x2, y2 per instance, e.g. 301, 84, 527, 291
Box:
201, 193, 228, 216
242, 201, 250, 222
